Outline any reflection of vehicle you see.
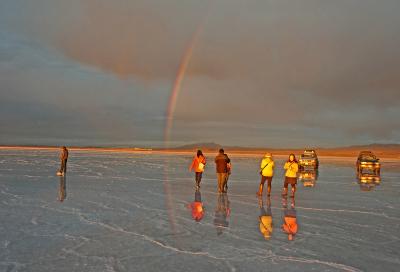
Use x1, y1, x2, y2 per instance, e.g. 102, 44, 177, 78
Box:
298, 169, 318, 187
299, 150, 319, 169
357, 172, 381, 191
356, 151, 380, 174
357, 172, 381, 184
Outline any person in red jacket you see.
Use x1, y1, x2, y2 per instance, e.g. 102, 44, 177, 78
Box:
189, 150, 206, 189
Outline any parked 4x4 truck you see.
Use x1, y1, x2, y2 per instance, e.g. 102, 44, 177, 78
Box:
299, 150, 319, 170
356, 151, 381, 175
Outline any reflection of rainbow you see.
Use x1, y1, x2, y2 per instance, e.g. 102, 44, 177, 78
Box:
164, 24, 203, 146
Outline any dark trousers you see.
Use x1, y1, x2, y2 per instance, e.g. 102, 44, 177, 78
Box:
195, 172, 203, 186
60, 159, 67, 173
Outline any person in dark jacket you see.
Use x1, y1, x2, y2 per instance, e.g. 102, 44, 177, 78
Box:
215, 148, 230, 193
58, 146, 69, 176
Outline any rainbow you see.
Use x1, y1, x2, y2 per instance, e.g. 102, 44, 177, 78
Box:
162, 5, 211, 242
164, 23, 204, 147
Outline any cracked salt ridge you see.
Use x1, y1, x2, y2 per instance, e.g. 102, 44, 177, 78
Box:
71, 215, 359, 272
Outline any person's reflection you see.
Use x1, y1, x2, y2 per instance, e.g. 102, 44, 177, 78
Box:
258, 196, 273, 240
58, 176, 67, 202
189, 189, 204, 222
282, 197, 298, 241
214, 193, 230, 235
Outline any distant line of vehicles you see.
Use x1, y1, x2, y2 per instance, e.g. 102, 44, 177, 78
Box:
297, 149, 381, 190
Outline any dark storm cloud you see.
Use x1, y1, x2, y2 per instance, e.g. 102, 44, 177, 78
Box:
0, 0, 399, 146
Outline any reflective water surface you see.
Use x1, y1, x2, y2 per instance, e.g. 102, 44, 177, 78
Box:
0, 150, 399, 271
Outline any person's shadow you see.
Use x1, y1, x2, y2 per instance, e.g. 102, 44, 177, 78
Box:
58, 176, 67, 202
189, 189, 204, 222
214, 193, 230, 235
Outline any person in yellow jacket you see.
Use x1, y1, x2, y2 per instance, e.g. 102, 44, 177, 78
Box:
258, 196, 273, 240
257, 153, 275, 196
283, 154, 299, 198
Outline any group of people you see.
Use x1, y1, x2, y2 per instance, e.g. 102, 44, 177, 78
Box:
189, 148, 299, 240
57, 146, 298, 240
189, 148, 232, 193
189, 149, 300, 198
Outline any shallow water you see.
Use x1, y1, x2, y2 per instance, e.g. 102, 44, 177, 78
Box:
0, 150, 399, 272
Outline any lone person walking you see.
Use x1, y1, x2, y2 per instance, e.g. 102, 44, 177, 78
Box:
58, 146, 69, 176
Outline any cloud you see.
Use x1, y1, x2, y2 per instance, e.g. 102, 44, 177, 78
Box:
0, 0, 400, 146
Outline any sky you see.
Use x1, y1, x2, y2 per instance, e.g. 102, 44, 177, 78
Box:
1, 0, 399, 148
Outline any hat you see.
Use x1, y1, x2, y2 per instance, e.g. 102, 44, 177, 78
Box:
264, 152, 272, 158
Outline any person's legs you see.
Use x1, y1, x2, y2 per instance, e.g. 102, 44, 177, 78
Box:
282, 177, 289, 197
59, 160, 64, 173
222, 173, 228, 193
291, 183, 296, 198
195, 172, 202, 188
257, 176, 267, 196
223, 174, 229, 193
198, 172, 203, 187
267, 177, 272, 196
217, 173, 224, 193
60, 159, 67, 174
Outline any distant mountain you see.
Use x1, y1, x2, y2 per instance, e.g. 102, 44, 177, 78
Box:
174, 142, 400, 151
339, 144, 400, 150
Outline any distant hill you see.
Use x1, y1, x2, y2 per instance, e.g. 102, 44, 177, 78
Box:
174, 142, 400, 151
171, 143, 400, 158
338, 144, 400, 150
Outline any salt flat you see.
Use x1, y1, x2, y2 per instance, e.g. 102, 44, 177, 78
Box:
0, 150, 399, 272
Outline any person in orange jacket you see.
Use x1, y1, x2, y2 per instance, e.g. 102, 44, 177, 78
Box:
282, 205, 298, 241
189, 150, 206, 189
189, 189, 204, 222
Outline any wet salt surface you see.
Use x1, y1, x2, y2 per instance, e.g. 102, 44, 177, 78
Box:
0, 150, 399, 272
